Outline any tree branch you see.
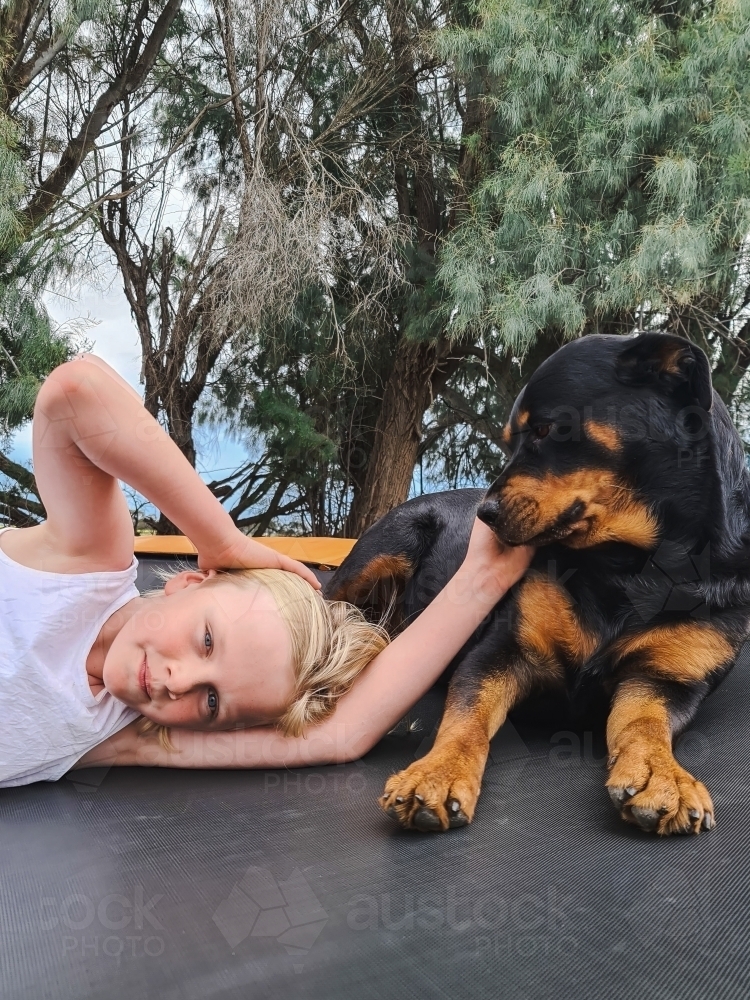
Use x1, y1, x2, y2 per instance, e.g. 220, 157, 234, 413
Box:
0, 449, 40, 496
22, 0, 183, 232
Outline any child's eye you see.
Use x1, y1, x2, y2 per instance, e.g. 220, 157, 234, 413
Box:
204, 628, 212, 652
207, 689, 219, 716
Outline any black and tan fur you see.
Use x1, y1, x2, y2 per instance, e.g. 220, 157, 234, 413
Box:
325, 333, 750, 836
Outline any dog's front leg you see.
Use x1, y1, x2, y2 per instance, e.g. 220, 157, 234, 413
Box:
605, 677, 714, 835
379, 635, 528, 832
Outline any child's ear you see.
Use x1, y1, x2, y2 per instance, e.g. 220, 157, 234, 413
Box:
163, 569, 216, 595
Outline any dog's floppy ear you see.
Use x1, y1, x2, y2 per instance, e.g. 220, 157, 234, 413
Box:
615, 333, 712, 410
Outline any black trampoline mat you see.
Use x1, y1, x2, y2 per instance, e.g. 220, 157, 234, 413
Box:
3, 563, 750, 999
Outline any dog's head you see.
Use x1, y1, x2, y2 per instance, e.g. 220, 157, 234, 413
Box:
478, 333, 713, 549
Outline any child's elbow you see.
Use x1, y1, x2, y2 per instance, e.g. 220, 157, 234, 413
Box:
36, 359, 105, 423
300, 713, 383, 766
329, 730, 379, 765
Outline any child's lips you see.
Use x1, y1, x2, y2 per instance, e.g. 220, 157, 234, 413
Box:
139, 655, 152, 698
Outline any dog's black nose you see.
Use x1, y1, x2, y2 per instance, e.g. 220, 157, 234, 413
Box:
568, 500, 585, 521
477, 499, 500, 528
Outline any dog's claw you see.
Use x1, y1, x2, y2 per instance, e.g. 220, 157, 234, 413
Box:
448, 809, 469, 829
608, 786, 629, 809
630, 806, 660, 832
702, 812, 714, 831
413, 807, 442, 832
447, 799, 467, 827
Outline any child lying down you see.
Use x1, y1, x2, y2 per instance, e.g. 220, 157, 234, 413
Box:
0, 353, 532, 786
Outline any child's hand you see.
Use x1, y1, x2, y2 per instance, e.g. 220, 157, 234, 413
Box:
462, 518, 535, 595
197, 532, 322, 590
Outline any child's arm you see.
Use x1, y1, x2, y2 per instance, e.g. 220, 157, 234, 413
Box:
36, 355, 319, 586
73, 525, 534, 770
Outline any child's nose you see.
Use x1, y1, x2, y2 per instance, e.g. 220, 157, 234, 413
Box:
164, 660, 198, 698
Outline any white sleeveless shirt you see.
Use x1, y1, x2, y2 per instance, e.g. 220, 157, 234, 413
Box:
0, 526, 141, 787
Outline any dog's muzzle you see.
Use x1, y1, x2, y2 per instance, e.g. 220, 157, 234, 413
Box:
478, 494, 587, 546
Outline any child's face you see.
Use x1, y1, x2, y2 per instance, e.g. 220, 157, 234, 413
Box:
103, 571, 295, 729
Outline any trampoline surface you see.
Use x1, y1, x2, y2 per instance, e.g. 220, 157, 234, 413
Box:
2, 555, 750, 999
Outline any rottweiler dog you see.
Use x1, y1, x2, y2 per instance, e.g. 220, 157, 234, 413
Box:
325, 332, 750, 836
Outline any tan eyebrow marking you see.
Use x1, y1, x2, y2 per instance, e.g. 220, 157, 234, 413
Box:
585, 420, 621, 452
516, 409, 530, 430
503, 409, 530, 444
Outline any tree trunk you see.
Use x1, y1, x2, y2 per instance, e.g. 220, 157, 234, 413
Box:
344, 0, 443, 537
155, 398, 198, 534
341, 0, 498, 537
345, 338, 439, 536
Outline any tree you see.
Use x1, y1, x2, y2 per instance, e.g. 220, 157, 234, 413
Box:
438, 0, 750, 402
155, 0, 495, 536
1, 0, 183, 243
339, 0, 492, 535
85, 0, 407, 532
0, 288, 81, 524
0, 0, 184, 523
9, 0, 749, 539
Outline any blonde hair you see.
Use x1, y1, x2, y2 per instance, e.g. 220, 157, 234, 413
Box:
136, 564, 389, 750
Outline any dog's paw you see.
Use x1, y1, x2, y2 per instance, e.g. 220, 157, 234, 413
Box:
379, 747, 486, 832
606, 748, 714, 835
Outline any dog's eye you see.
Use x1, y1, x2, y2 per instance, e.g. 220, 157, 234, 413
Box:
532, 424, 551, 440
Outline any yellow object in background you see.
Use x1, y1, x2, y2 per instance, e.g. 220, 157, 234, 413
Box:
133, 535, 356, 567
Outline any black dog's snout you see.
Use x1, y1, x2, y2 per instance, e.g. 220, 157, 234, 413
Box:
477, 499, 500, 528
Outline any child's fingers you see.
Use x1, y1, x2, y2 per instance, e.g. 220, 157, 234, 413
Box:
277, 554, 322, 590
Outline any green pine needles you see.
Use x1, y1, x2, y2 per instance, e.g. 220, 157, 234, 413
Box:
439, 0, 750, 370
